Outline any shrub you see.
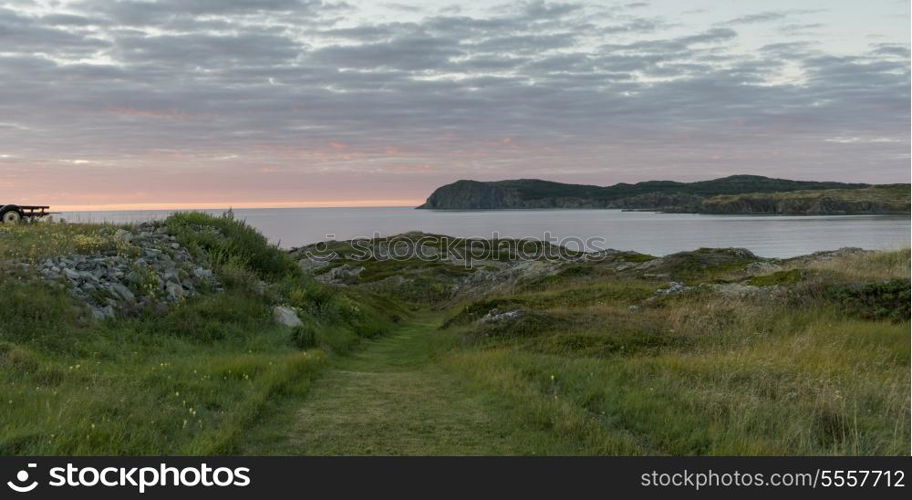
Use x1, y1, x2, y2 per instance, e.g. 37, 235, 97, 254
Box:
290, 324, 317, 349
825, 279, 911, 322
277, 277, 337, 315
166, 211, 299, 282
217, 261, 263, 293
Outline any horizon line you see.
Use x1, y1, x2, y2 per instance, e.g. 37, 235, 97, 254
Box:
52, 199, 423, 212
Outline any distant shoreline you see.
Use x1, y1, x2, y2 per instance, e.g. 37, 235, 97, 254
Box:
417, 175, 911, 215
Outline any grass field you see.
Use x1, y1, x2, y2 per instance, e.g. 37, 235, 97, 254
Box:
0, 217, 908, 455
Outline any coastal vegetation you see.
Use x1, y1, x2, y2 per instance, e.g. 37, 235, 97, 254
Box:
0, 213, 394, 454
0, 215, 908, 455
275, 235, 912, 455
697, 185, 910, 215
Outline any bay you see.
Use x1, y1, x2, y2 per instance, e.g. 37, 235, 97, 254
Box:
58, 207, 910, 258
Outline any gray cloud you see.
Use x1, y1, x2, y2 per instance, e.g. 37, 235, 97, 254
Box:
114, 31, 303, 67
312, 35, 462, 70
470, 32, 579, 53
723, 11, 789, 25
40, 13, 108, 26
722, 9, 822, 26
0, 0, 908, 207
870, 43, 910, 58
81, 0, 332, 25
0, 7, 109, 54
601, 18, 664, 34
522, 0, 583, 19
779, 23, 823, 35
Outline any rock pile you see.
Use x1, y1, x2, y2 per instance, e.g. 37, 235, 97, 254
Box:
478, 308, 524, 324
37, 223, 220, 319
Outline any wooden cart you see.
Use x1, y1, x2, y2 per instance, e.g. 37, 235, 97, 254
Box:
0, 204, 51, 223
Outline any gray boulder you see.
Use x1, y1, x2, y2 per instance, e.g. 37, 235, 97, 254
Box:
273, 305, 303, 327
165, 281, 185, 301
91, 305, 115, 321
110, 283, 136, 303
114, 229, 133, 243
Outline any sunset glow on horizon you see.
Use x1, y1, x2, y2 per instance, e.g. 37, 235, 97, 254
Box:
54, 199, 425, 213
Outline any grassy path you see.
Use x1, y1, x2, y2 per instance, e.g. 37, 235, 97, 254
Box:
241, 314, 575, 455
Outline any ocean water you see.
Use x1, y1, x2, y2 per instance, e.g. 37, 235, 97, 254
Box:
57, 207, 910, 258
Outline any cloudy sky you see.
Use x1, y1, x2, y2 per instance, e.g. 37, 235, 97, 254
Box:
0, 0, 909, 209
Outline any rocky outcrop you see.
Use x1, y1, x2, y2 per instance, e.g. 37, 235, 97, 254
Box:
288, 228, 902, 317
35, 223, 220, 319
478, 308, 524, 324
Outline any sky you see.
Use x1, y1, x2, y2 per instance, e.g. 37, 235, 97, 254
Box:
0, 0, 909, 210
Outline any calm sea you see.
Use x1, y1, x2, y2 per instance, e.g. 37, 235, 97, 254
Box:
57, 207, 910, 258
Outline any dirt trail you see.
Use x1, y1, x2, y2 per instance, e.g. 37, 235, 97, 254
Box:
243, 315, 567, 455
